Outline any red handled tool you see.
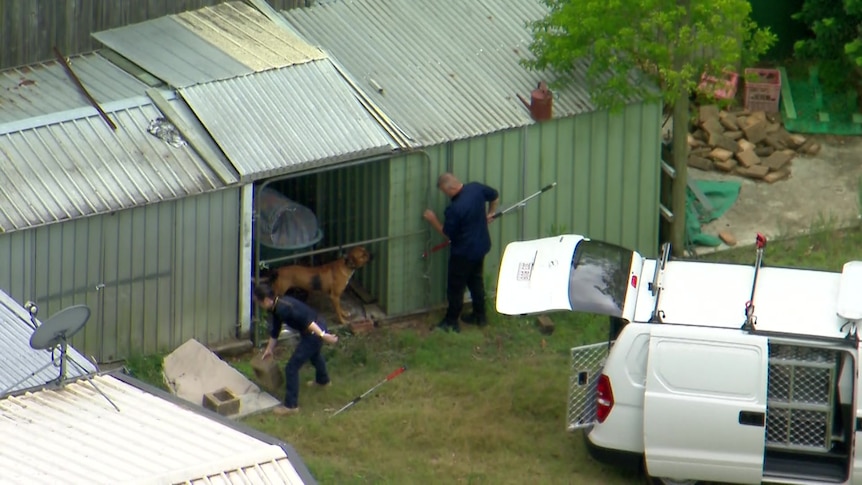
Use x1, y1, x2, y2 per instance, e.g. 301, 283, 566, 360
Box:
742, 233, 767, 331
331, 366, 407, 417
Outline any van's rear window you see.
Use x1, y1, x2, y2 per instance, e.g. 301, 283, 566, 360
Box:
568, 240, 632, 317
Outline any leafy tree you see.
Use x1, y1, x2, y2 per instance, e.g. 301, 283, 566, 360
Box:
523, 0, 775, 254
794, 0, 862, 93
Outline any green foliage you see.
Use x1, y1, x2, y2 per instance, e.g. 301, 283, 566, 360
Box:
124, 353, 167, 390
793, 0, 862, 93
523, 0, 776, 110
546, 223, 569, 236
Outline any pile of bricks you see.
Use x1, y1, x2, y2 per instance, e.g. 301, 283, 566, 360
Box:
687, 104, 821, 183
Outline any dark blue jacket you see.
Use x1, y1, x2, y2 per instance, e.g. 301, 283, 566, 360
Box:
269, 295, 327, 339
443, 182, 499, 261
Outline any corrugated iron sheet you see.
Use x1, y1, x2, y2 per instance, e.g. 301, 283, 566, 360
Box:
92, 1, 325, 88
0, 289, 96, 395
0, 99, 236, 233
0, 375, 307, 484
282, 0, 600, 146
0, 51, 148, 124
180, 60, 398, 181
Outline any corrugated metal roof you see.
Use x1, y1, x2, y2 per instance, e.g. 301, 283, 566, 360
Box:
282, 0, 600, 146
0, 289, 96, 395
92, 1, 325, 88
0, 52, 149, 124
0, 374, 308, 484
0, 97, 236, 233
180, 60, 398, 181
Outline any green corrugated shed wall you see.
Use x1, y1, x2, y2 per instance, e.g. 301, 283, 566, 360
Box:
384, 101, 663, 316
0, 188, 241, 362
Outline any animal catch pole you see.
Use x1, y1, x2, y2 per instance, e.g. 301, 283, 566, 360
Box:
742, 233, 767, 331
421, 182, 557, 259
331, 366, 407, 417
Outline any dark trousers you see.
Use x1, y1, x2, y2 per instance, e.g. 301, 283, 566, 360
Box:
284, 334, 329, 408
444, 255, 486, 323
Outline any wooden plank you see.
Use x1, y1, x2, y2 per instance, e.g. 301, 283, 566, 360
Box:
777, 67, 796, 120
349, 279, 377, 304
686, 177, 714, 214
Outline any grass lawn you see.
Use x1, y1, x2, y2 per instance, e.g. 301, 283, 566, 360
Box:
127, 226, 862, 485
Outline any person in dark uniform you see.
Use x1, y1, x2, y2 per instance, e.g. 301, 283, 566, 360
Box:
254, 283, 338, 416
423, 173, 499, 332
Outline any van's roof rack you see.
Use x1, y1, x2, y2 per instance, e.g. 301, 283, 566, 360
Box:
741, 233, 767, 332
648, 242, 672, 323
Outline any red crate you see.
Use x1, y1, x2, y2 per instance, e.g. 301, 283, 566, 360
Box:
698, 70, 739, 100
744, 68, 781, 112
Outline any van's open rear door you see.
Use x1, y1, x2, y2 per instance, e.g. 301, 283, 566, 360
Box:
495, 235, 641, 319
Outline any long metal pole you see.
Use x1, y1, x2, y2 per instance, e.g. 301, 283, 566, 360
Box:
331, 366, 407, 417
421, 182, 557, 259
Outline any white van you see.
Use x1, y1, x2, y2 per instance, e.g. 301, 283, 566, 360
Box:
495, 234, 862, 485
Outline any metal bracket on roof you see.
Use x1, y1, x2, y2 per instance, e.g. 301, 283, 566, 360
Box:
145, 88, 236, 185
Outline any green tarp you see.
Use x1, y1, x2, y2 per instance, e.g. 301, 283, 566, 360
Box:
686, 180, 742, 247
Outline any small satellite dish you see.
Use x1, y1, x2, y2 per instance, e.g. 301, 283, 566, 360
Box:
29, 304, 90, 350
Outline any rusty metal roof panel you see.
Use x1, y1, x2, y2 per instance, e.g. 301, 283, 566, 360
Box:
92, 2, 325, 88
282, 0, 600, 145
180, 59, 398, 181
0, 97, 235, 233
0, 52, 149, 124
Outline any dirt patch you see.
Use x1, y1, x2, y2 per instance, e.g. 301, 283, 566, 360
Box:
691, 135, 862, 254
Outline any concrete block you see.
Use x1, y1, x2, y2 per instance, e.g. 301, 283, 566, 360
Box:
737, 164, 770, 180
699, 104, 720, 124
708, 147, 734, 161
764, 133, 787, 150
742, 119, 768, 144
719, 113, 739, 131
203, 387, 241, 416
709, 132, 741, 153
251, 355, 284, 393
349, 319, 375, 335
754, 146, 775, 157
702, 118, 725, 137
762, 151, 794, 171
536, 315, 555, 335
691, 146, 712, 157
737, 139, 756, 152
787, 134, 807, 149
714, 158, 737, 172
736, 149, 761, 168
688, 155, 713, 171
764, 168, 791, 184
687, 133, 704, 148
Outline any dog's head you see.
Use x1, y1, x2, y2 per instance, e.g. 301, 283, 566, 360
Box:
345, 246, 372, 269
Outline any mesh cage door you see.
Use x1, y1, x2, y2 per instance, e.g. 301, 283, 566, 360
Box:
567, 342, 612, 431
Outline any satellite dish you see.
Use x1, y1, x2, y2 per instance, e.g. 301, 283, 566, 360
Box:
29, 304, 90, 350
4, 303, 118, 412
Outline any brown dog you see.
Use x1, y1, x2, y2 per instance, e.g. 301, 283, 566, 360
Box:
270, 246, 372, 324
